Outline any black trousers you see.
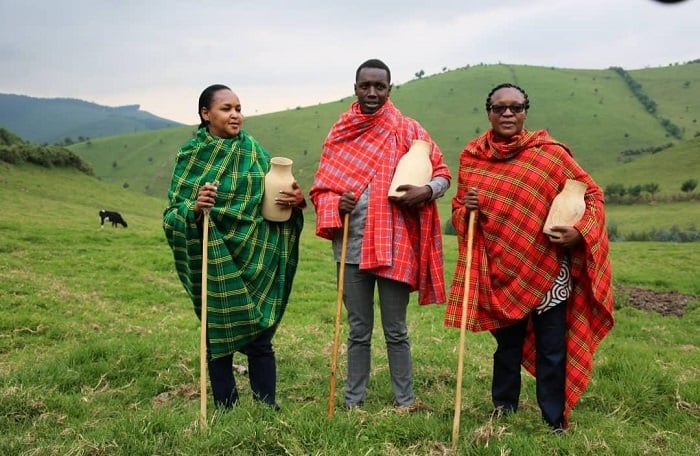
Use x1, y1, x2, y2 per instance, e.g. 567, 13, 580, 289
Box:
492, 301, 567, 429
207, 325, 278, 408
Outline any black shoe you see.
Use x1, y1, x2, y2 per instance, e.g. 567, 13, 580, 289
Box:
544, 416, 565, 432
258, 400, 281, 411
345, 400, 365, 410
488, 405, 515, 420
214, 396, 239, 410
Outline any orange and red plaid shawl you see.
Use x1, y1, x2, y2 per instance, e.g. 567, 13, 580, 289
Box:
445, 129, 614, 423
310, 100, 451, 304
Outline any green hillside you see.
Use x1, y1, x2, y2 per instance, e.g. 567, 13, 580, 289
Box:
632, 63, 700, 139
594, 136, 700, 194
67, 127, 196, 194
67, 62, 699, 201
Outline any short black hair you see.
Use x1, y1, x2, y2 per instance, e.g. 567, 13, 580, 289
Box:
355, 59, 391, 84
485, 83, 530, 112
198, 84, 231, 128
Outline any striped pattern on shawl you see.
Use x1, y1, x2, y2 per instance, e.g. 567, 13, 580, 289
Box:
445, 129, 613, 423
310, 100, 451, 304
163, 128, 303, 358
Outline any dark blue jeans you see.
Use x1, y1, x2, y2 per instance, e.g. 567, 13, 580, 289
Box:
207, 325, 278, 408
492, 301, 567, 429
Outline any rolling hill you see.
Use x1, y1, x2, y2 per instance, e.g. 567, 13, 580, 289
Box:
64, 62, 700, 200
0, 94, 182, 145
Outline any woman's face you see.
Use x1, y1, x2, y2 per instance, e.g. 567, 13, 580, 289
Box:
201, 89, 243, 138
487, 87, 527, 141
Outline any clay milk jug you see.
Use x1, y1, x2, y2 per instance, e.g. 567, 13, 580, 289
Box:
262, 157, 295, 222
543, 179, 587, 238
388, 139, 433, 197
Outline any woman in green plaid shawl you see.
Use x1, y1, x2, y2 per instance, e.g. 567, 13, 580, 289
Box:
163, 85, 305, 409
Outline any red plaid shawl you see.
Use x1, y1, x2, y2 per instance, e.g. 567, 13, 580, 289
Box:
310, 100, 451, 304
445, 129, 614, 423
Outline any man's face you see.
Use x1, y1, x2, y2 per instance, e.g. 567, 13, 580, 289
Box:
354, 67, 391, 114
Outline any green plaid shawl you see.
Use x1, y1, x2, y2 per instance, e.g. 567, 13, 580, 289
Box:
163, 128, 303, 358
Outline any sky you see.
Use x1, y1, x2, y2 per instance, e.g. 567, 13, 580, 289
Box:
0, 0, 698, 125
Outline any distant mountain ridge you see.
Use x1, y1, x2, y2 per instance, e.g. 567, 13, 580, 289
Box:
0, 94, 182, 144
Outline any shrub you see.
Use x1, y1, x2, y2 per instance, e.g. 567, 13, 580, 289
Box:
622, 225, 700, 242
605, 183, 626, 198
627, 185, 642, 197
607, 221, 621, 241
681, 178, 697, 193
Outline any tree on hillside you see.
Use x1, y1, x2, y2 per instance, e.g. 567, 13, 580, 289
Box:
0, 127, 26, 146
604, 183, 626, 198
414, 69, 425, 79
643, 183, 660, 198
0, 130, 94, 175
681, 179, 697, 193
628, 184, 642, 198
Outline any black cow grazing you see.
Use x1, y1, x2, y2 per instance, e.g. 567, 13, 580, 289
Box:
99, 210, 128, 228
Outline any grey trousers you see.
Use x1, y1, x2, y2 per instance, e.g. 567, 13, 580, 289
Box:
340, 264, 414, 407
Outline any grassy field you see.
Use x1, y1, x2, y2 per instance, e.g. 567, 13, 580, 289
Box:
1, 164, 698, 455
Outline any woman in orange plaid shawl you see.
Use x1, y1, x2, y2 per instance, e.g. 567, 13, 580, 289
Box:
445, 83, 613, 431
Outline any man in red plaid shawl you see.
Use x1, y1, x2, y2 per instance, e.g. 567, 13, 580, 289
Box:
310, 59, 451, 411
445, 83, 613, 431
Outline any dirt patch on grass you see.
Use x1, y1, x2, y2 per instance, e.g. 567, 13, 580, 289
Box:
152, 384, 199, 406
616, 285, 696, 317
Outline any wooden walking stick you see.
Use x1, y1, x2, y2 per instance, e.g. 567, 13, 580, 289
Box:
199, 207, 211, 430
452, 210, 477, 448
199, 180, 219, 430
328, 212, 350, 417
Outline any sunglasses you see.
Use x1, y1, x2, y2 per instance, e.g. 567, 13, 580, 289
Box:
488, 104, 527, 115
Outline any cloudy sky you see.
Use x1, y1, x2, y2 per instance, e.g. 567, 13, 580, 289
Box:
1, 0, 697, 124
